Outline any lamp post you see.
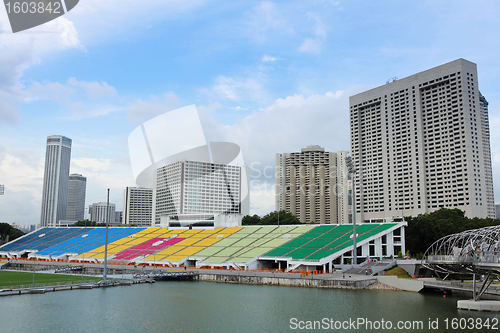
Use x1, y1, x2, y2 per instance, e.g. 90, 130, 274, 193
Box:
32, 259, 35, 287
103, 189, 110, 284
345, 156, 357, 266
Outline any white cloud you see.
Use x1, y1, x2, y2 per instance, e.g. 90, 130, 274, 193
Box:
127, 92, 180, 126
0, 143, 45, 224
204, 75, 268, 103
29, 78, 118, 101
68, 77, 117, 99
67, 0, 207, 46
297, 13, 327, 54
198, 87, 365, 215
0, 91, 19, 124
44, 17, 85, 51
27, 81, 75, 102
63, 103, 124, 121
262, 54, 277, 62
297, 37, 323, 54
70, 156, 135, 211
25, 78, 121, 120
230, 106, 249, 111
0, 43, 36, 123
246, 1, 293, 43
0, 14, 85, 124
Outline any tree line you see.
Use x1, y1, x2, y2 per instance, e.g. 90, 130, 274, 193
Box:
0, 222, 25, 245
405, 208, 500, 256
242, 210, 307, 225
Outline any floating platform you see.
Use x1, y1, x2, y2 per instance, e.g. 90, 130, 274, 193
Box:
457, 300, 500, 312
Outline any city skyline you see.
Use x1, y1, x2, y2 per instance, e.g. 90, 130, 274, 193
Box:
1, 2, 499, 227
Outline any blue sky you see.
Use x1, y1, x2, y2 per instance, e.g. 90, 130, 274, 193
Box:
1, 0, 500, 227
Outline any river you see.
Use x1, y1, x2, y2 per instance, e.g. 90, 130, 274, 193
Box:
0, 281, 498, 332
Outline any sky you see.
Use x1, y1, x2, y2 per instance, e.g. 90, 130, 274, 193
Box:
1, 0, 500, 227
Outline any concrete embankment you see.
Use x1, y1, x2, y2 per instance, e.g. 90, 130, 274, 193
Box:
376, 276, 424, 292
198, 273, 377, 289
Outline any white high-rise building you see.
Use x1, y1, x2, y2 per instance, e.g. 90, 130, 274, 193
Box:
275, 146, 349, 224
123, 187, 153, 226
89, 202, 116, 223
349, 58, 494, 221
66, 174, 87, 221
153, 161, 249, 224
40, 135, 72, 227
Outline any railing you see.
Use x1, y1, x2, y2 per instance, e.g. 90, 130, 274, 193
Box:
427, 252, 500, 265
55, 265, 83, 273
426, 255, 474, 263
133, 271, 198, 279
0, 279, 96, 291
475, 252, 500, 264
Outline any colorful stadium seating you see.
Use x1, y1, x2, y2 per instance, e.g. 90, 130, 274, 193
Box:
0, 223, 402, 267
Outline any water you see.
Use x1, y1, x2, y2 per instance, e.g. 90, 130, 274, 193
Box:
0, 281, 498, 332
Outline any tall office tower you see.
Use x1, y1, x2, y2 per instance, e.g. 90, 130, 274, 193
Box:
0, 185, 4, 195
153, 161, 249, 224
479, 94, 495, 218
349, 59, 495, 221
88, 202, 116, 223
123, 187, 153, 226
40, 135, 72, 227
66, 174, 87, 221
275, 145, 349, 224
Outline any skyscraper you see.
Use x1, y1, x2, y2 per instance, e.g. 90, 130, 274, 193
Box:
275, 145, 349, 224
349, 59, 494, 221
40, 135, 72, 227
123, 187, 153, 226
154, 160, 249, 224
66, 174, 87, 221
89, 202, 116, 223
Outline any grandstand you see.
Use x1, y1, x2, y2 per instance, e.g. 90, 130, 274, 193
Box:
0, 222, 406, 272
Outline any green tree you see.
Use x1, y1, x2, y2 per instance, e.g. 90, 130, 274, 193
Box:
261, 210, 300, 225
242, 211, 302, 225
405, 208, 500, 255
74, 220, 108, 227
242, 214, 262, 225
0, 222, 25, 244
74, 219, 96, 227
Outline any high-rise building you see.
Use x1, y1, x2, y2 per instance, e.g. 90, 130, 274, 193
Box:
123, 187, 152, 226
40, 135, 72, 227
66, 174, 87, 221
0, 185, 4, 195
275, 145, 349, 224
89, 202, 116, 223
153, 160, 249, 224
349, 59, 494, 221
115, 211, 123, 223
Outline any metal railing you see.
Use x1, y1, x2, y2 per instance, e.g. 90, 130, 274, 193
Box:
0, 279, 96, 291
427, 252, 500, 265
